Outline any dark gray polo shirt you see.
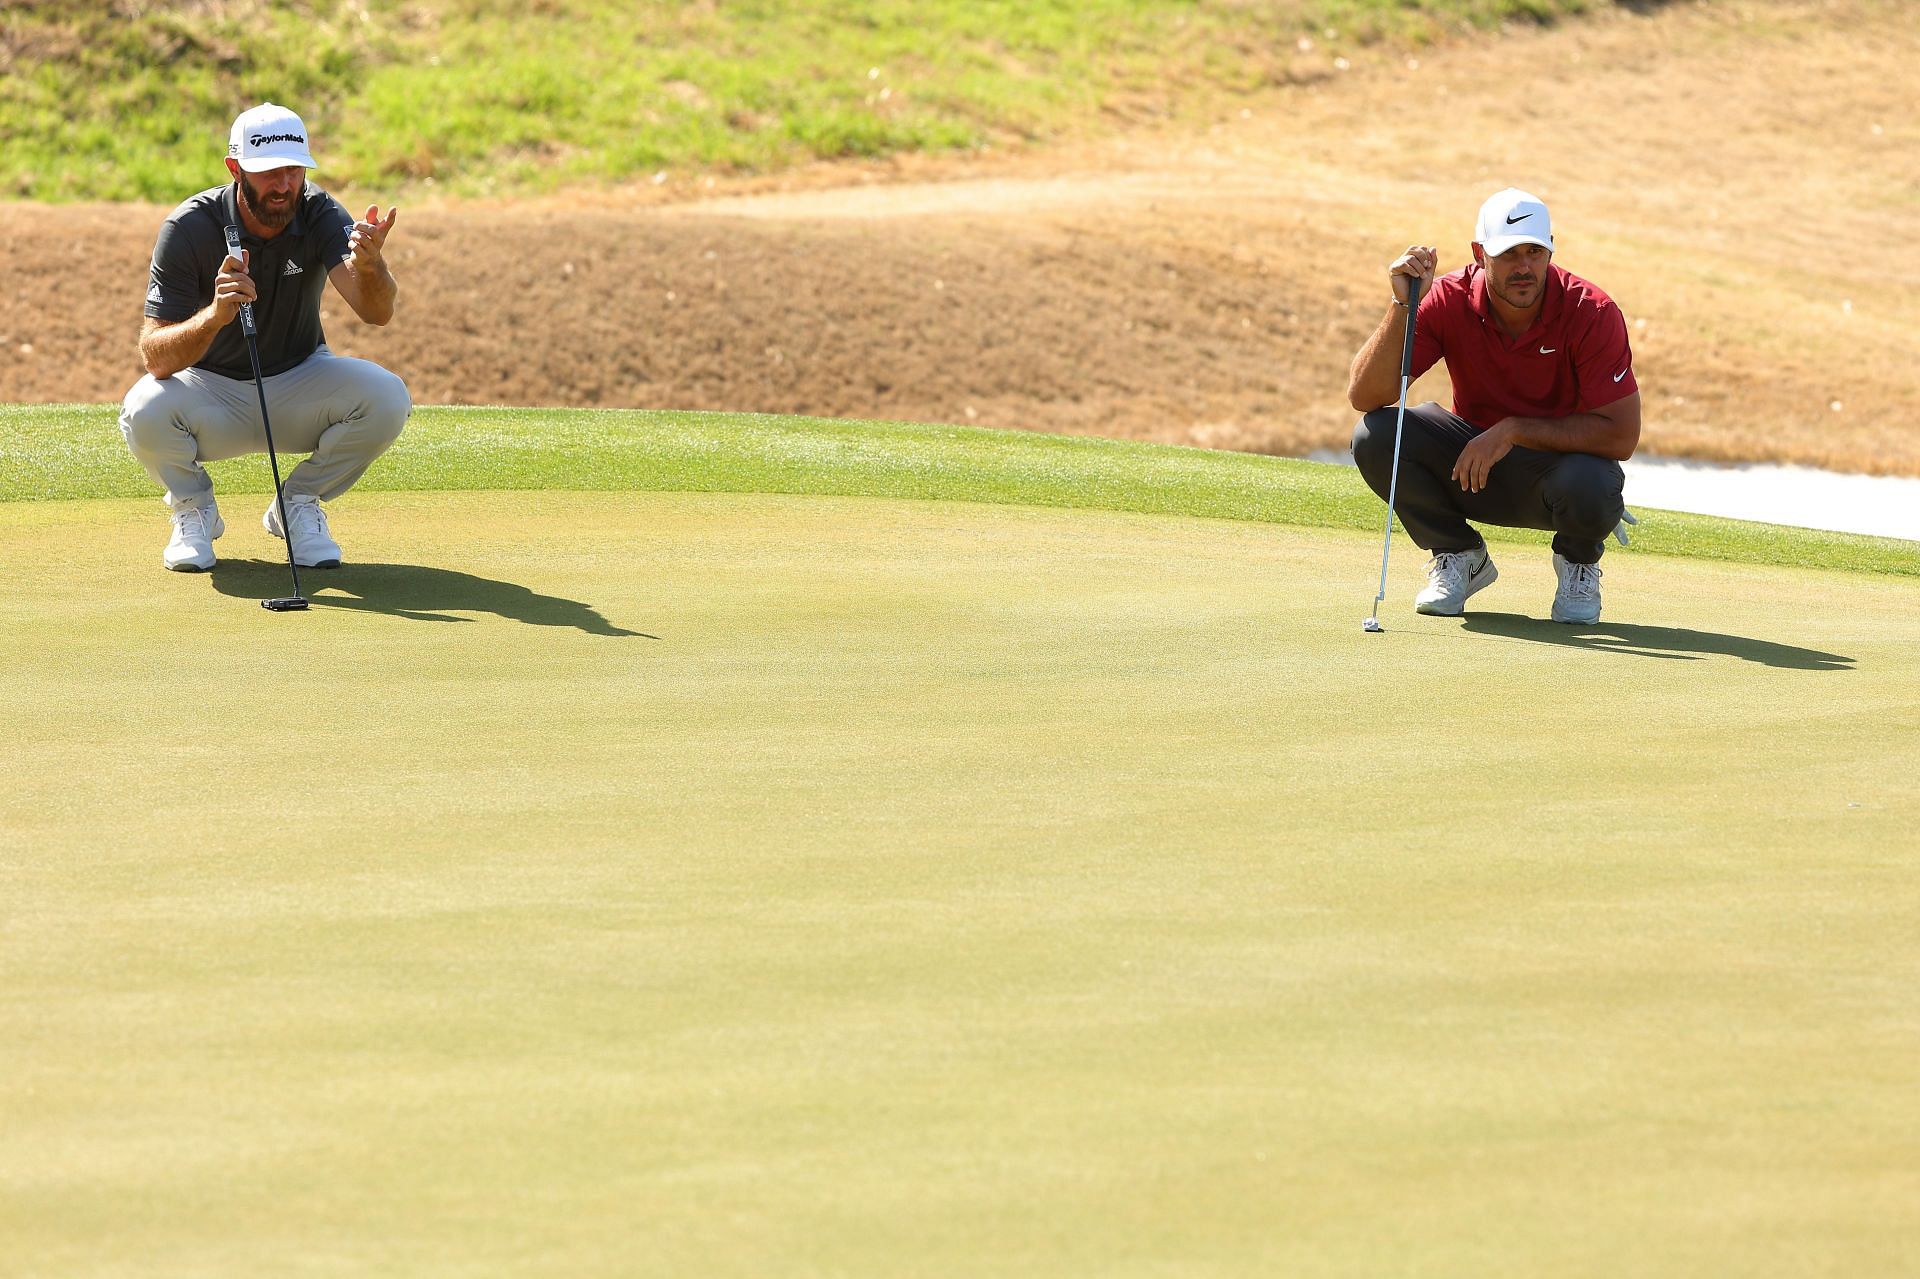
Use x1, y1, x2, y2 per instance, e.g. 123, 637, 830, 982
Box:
144, 182, 355, 379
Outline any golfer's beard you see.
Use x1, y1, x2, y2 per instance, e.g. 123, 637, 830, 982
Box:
1495, 276, 1537, 308
240, 175, 296, 230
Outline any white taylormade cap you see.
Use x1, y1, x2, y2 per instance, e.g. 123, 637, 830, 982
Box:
1475, 187, 1553, 256
227, 103, 317, 172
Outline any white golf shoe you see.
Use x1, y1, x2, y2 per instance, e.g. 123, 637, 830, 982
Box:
1414, 545, 1498, 616
1551, 553, 1603, 625
264, 494, 343, 568
163, 501, 224, 572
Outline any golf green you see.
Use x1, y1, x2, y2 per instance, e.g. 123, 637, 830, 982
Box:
4, 490, 1916, 1276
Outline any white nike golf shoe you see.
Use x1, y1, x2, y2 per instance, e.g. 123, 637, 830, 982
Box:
163, 500, 224, 572
1414, 545, 1498, 616
264, 494, 343, 568
1551, 553, 1603, 625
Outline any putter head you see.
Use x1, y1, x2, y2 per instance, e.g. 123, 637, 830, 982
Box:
1361, 617, 1384, 633
262, 596, 310, 612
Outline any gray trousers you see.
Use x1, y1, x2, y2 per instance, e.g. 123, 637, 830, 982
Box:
1351, 402, 1624, 565
120, 347, 410, 512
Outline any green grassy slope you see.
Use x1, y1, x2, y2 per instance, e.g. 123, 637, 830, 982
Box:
4, 0, 1604, 200
5, 402, 1916, 576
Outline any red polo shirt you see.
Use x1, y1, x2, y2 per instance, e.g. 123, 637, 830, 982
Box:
1410, 263, 1637, 430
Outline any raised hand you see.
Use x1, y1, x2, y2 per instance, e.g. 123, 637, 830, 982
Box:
348, 205, 399, 271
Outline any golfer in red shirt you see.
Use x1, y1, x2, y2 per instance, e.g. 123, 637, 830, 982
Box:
1347, 188, 1640, 624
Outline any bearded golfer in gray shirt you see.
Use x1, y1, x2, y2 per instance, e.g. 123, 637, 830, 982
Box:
121, 102, 410, 572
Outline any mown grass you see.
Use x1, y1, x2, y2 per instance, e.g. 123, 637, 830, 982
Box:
3, 0, 1603, 201
5, 401, 1917, 579
9, 489, 1916, 1278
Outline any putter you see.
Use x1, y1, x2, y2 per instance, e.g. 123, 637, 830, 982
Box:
224, 225, 309, 613
1362, 273, 1426, 634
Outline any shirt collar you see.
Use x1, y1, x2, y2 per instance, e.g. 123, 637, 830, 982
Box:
1540, 264, 1566, 326
1467, 262, 1490, 317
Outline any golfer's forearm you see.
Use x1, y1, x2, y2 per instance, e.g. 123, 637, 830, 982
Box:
351, 265, 397, 326
140, 310, 226, 379
1501, 413, 1637, 461
1347, 304, 1408, 411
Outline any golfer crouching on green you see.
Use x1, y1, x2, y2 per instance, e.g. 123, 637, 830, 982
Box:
120, 103, 410, 572
1347, 188, 1640, 625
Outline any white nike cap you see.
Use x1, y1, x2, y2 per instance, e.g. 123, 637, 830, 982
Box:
227, 103, 317, 172
1475, 187, 1553, 257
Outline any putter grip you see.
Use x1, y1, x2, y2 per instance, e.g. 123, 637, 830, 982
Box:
1397, 274, 1424, 382
222, 225, 257, 337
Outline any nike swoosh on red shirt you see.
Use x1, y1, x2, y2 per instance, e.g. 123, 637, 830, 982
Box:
1613, 369, 1628, 382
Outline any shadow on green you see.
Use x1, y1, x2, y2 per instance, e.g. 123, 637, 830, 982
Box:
1460, 611, 1852, 670
209, 559, 654, 637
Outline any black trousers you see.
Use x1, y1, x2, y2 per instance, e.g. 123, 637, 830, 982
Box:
1351, 403, 1625, 565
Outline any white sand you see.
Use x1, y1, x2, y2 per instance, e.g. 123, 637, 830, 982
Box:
1622, 456, 1920, 542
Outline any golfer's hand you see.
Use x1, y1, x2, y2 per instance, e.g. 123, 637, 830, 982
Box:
213, 250, 254, 325
1453, 422, 1515, 493
1390, 245, 1438, 306
348, 205, 398, 271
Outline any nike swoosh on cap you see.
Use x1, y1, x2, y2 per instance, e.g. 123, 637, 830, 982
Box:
1505, 212, 1530, 225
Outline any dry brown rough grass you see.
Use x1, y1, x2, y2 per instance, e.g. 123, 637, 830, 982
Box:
2, 0, 1915, 473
